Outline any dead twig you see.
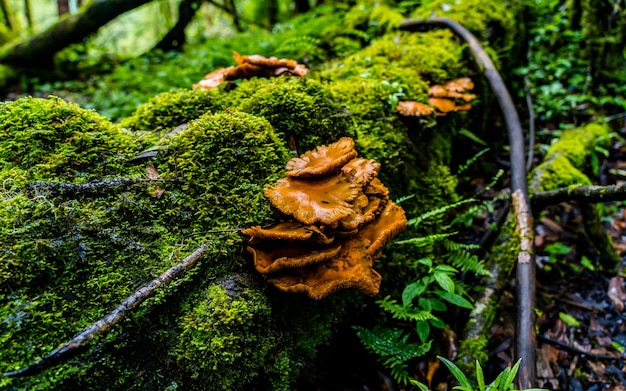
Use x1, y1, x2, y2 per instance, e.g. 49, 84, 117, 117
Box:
400, 17, 536, 388
3, 243, 210, 378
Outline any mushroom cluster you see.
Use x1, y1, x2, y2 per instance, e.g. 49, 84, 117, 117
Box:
193, 51, 308, 90
243, 137, 407, 299
396, 77, 476, 118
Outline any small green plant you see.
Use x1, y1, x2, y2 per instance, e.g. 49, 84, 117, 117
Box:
435, 357, 547, 391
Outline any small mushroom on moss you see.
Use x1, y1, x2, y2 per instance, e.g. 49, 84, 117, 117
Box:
428, 97, 472, 116
396, 101, 434, 117
193, 51, 308, 90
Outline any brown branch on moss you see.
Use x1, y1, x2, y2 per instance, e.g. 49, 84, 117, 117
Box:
3, 243, 210, 378
532, 183, 626, 209
25, 178, 172, 196
400, 17, 537, 388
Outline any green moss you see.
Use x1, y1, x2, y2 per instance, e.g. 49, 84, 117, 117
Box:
120, 88, 221, 135
230, 77, 352, 153
530, 154, 592, 194
175, 281, 280, 390
157, 110, 290, 230
408, 0, 519, 48
545, 123, 611, 168
0, 97, 136, 180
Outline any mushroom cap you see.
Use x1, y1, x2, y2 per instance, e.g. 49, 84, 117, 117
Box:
443, 77, 474, 92
264, 174, 360, 225
247, 243, 342, 274
192, 67, 230, 89
339, 195, 382, 231
428, 85, 450, 98
268, 238, 382, 299
428, 97, 472, 116
341, 158, 380, 186
243, 221, 333, 244
285, 137, 358, 178
359, 201, 407, 259
396, 101, 435, 117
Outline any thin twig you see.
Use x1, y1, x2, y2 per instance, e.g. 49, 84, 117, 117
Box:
3, 243, 210, 378
25, 178, 169, 195
537, 334, 623, 361
400, 17, 536, 388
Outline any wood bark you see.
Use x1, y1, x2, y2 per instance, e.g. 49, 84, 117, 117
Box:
57, 0, 70, 16
154, 0, 202, 52
0, 0, 154, 67
400, 17, 537, 388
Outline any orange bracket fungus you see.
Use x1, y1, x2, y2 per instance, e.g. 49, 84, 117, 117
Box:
396, 77, 476, 118
243, 137, 407, 299
193, 51, 308, 90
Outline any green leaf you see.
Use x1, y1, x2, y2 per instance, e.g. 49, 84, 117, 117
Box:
558, 312, 580, 327
438, 356, 472, 389
434, 271, 455, 294
435, 291, 474, 309
435, 264, 458, 273
476, 360, 485, 391
501, 359, 522, 391
416, 319, 430, 342
429, 316, 445, 329
418, 297, 447, 312
402, 281, 425, 306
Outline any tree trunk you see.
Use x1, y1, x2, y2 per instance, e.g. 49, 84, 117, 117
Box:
293, 0, 310, 14
0, 0, 154, 67
57, 0, 70, 16
154, 0, 201, 52
24, 0, 33, 29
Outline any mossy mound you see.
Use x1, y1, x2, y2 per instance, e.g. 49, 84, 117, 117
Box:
0, 96, 136, 180
226, 77, 352, 153
529, 122, 612, 193
120, 88, 221, 135
156, 110, 290, 229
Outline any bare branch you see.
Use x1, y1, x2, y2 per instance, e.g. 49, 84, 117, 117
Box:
3, 243, 210, 378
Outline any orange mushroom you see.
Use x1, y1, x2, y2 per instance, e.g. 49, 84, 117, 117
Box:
194, 51, 308, 90
396, 101, 435, 117
285, 137, 358, 178
244, 137, 406, 299
443, 77, 474, 92
248, 243, 341, 274
341, 158, 380, 186
359, 201, 407, 259
264, 174, 360, 225
268, 237, 382, 299
428, 97, 472, 116
243, 221, 333, 244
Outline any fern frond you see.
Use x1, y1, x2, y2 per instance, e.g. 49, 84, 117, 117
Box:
377, 297, 438, 322
457, 147, 490, 174
394, 232, 455, 247
407, 198, 477, 227
354, 325, 432, 385
443, 244, 491, 276
443, 239, 481, 252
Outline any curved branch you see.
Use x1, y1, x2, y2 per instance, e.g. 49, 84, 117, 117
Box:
400, 17, 536, 388
532, 183, 626, 209
3, 243, 209, 378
